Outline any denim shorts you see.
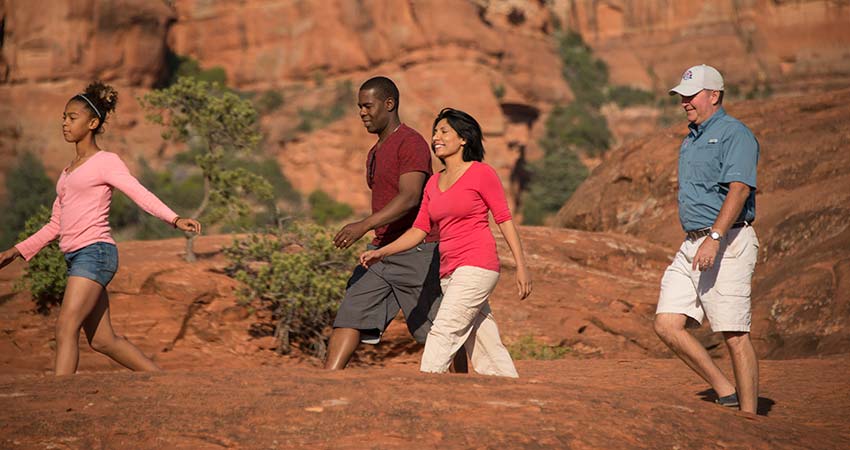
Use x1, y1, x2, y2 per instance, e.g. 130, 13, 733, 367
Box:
64, 242, 119, 287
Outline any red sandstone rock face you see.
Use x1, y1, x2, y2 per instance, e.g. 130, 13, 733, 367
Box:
0, 1, 177, 191
4, 1, 850, 214
1, 0, 173, 86
557, 0, 850, 92
555, 88, 850, 358
166, 0, 571, 213
0, 0, 570, 214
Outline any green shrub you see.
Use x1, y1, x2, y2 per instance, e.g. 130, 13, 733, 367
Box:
255, 89, 284, 114
607, 85, 655, 107
745, 83, 774, 100
141, 77, 274, 260
521, 30, 631, 225
544, 103, 611, 156
508, 335, 571, 360
521, 144, 588, 225
558, 31, 609, 108
163, 52, 227, 87
521, 103, 592, 224
492, 83, 506, 100
296, 108, 324, 133
14, 205, 66, 314
231, 157, 300, 205
296, 80, 354, 133
223, 222, 357, 358
308, 190, 353, 225
0, 152, 55, 248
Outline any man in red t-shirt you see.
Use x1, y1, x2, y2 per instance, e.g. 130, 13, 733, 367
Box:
325, 77, 460, 370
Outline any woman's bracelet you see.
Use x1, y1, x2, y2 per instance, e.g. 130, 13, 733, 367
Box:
171, 216, 181, 228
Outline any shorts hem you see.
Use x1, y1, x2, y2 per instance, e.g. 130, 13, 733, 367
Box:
67, 270, 114, 287
655, 309, 703, 329
655, 309, 703, 324
709, 324, 751, 333
331, 323, 383, 344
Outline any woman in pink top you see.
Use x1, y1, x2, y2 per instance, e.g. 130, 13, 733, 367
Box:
360, 108, 532, 377
0, 81, 201, 375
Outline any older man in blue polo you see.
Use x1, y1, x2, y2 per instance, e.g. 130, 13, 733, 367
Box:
653, 64, 761, 414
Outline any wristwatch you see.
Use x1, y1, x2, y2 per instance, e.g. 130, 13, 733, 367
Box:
709, 230, 722, 241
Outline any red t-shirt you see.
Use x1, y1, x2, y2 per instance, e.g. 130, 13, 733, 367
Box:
412, 162, 512, 278
368, 123, 438, 246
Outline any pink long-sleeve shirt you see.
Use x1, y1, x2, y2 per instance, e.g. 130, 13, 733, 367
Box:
15, 151, 179, 261
413, 162, 512, 278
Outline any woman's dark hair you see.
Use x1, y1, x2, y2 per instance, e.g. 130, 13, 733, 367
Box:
69, 81, 119, 134
432, 107, 485, 162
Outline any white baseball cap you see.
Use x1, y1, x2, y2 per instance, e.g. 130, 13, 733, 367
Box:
668, 64, 724, 96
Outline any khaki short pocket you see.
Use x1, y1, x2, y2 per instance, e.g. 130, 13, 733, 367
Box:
715, 282, 751, 297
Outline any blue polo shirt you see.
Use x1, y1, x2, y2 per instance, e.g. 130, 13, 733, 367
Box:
678, 107, 759, 231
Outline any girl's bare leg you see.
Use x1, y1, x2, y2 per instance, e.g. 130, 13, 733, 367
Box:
83, 289, 160, 372
55, 277, 106, 375
54, 276, 158, 375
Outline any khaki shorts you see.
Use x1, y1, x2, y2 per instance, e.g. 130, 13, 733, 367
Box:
656, 226, 759, 332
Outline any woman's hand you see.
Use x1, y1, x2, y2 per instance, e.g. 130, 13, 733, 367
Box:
175, 218, 202, 234
516, 264, 532, 300
359, 249, 385, 268
0, 247, 22, 270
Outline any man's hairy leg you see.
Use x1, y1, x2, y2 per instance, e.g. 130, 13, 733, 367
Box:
724, 331, 758, 413
654, 313, 736, 397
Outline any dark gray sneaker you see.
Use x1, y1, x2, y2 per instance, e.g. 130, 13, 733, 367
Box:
715, 392, 739, 408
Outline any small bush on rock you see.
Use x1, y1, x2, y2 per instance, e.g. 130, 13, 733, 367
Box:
14, 205, 67, 314
223, 222, 358, 359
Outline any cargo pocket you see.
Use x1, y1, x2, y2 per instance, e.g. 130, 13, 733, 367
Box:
715, 282, 751, 298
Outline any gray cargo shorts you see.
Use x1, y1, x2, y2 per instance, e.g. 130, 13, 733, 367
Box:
333, 242, 441, 344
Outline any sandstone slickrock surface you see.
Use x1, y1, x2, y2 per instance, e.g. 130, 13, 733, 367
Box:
1, 235, 849, 448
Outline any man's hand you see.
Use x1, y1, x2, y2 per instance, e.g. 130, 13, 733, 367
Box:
0, 247, 22, 270
334, 221, 369, 249
692, 237, 721, 271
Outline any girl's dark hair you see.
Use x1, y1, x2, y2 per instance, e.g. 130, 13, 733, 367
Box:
432, 107, 485, 162
69, 81, 119, 134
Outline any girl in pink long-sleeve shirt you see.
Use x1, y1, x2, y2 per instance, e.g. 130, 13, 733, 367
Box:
360, 108, 532, 377
0, 81, 201, 375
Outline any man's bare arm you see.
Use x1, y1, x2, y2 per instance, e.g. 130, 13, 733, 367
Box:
333, 171, 428, 248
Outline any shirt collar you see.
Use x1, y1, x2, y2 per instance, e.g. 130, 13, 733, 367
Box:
688, 107, 727, 137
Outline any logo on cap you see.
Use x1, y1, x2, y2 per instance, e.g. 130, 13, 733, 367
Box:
683, 70, 694, 81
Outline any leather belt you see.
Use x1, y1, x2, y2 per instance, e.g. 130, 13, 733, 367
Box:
686, 221, 749, 240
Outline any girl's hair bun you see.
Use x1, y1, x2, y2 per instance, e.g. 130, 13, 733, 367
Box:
83, 81, 119, 116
